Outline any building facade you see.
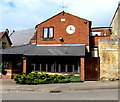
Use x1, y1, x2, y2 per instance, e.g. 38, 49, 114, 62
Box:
1, 11, 113, 81
2, 12, 90, 80
110, 2, 120, 38
98, 2, 120, 81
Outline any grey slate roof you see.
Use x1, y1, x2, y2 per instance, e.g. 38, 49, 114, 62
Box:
9, 28, 35, 46
1, 44, 85, 56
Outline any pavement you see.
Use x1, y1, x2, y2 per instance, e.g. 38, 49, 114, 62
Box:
0, 79, 119, 93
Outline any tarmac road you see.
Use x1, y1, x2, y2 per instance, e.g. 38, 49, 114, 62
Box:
0, 79, 119, 100
2, 89, 118, 100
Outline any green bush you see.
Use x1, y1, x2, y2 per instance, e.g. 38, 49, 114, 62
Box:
58, 79, 71, 83
13, 72, 83, 85
70, 76, 83, 82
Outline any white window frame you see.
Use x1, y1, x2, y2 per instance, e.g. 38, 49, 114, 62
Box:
43, 27, 54, 39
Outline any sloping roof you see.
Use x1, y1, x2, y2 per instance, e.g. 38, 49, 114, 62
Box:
110, 2, 120, 26
31, 34, 36, 40
1, 44, 85, 56
9, 28, 35, 46
36, 11, 90, 28
0, 32, 4, 39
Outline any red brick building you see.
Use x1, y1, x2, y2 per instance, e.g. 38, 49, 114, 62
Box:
1, 11, 111, 80
91, 27, 111, 46
30, 11, 90, 45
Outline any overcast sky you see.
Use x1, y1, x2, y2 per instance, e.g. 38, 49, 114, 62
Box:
0, 0, 120, 33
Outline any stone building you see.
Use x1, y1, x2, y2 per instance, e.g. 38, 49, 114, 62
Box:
110, 2, 120, 38
98, 2, 120, 80
1, 9, 118, 81
99, 39, 119, 80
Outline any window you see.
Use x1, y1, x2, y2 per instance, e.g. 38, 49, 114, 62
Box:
43, 27, 54, 39
2, 42, 6, 49
41, 63, 46, 71
17, 60, 22, 68
91, 32, 101, 36
2, 61, 8, 69
31, 63, 36, 71
67, 64, 73, 72
61, 64, 65, 72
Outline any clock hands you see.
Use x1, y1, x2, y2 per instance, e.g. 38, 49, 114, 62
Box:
70, 27, 74, 31
66, 25, 75, 34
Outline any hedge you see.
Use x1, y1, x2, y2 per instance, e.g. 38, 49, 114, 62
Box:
13, 72, 83, 85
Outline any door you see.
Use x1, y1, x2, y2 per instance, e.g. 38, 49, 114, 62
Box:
85, 57, 100, 81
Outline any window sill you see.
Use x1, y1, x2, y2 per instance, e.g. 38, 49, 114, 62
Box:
42, 38, 55, 41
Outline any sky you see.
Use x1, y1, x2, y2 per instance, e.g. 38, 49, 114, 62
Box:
0, 0, 120, 33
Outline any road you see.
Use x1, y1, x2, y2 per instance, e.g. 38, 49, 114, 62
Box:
2, 89, 118, 100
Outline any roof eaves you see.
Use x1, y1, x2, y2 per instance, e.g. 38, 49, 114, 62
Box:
0, 32, 4, 39
65, 12, 90, 22
36, 11, 63, 27
110, 3, 120, 26
36, 11, 90, 27
5, 33, 12, 45
91, 27, 112, 29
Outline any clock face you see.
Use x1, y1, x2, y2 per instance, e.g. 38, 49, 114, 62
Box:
66, 25, 75, 34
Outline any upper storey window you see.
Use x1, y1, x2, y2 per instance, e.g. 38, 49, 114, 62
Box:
91, 32, 101, 36
43, 27, 54, 39
2, 42, 6, 49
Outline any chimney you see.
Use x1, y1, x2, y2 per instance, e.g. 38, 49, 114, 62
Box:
62, 11, 65, 15
5, 29, 9, 34
9, 30, 15, 37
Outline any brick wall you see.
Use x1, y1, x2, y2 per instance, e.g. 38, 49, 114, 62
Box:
91, 29, 111, 46
31, 12, 90, 45
90, 36, 110, 46
92, 29, 111, 36
1, 69, 12, 79
80, 58, 85, 80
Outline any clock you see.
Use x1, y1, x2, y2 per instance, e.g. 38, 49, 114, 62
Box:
66, 25, 75, 34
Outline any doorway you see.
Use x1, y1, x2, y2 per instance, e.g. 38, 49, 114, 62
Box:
85, 57, 100, 81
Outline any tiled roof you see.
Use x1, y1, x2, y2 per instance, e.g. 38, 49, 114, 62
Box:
0, 32, 5, 39
0, 32, 12, 45
31, 34, 36, 40
36, 11, 90, 28
1, 44, 85, 56
9, 28, 35, 46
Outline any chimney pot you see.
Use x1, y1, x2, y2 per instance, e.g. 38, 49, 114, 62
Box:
5, 29, 9, 34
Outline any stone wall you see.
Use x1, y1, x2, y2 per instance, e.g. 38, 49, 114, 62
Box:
99, 39, 119, 80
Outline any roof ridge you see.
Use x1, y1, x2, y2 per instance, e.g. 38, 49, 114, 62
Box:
36, 11, 90, 28
64, 11, 90, 21
13, 28, 34, 32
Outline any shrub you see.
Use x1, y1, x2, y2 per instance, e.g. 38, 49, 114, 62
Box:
13, 72, 83, 85
58, 79, 71, 83
70, 76, 83, 82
